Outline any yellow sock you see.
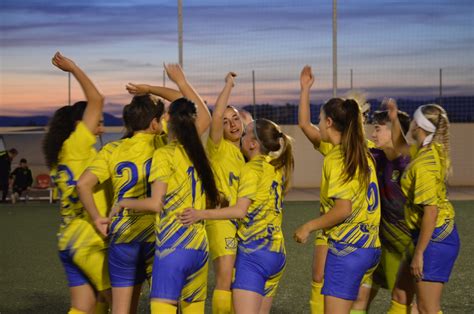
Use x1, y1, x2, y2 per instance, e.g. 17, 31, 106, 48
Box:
350, 311, 367, 314
68, 308, 87, 314
181, 300, 205, 314
150, 300, 177, 314
310, 281, 324, 314
438, 311, 443, 314
387, 299, 409, 314
94, 301, 109, 314
212, 289, 232, 314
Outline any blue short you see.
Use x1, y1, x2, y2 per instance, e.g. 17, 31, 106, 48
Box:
150, 247, 209, 302
322, 241, 381, 301
108, 242, 155, 287
232, 247, 286, 297
412, 224, 460, 283
59, 250, 89, 287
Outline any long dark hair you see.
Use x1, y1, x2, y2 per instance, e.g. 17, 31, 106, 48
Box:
42, 101, 87, 169
254, 119, 294, 194
322, 98, 371, 187
168, 98, 220, 207
122, 95, 165, 138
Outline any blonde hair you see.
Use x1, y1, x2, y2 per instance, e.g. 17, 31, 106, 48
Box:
421, 104, 452, 176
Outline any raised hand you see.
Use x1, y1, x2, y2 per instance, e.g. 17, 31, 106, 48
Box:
300, 65, 315, 90
126, 83, 150, 95
51, 52, 77, 72
225, 72, 237, 87
164, 63, 186, 86
385, 98, 399, 121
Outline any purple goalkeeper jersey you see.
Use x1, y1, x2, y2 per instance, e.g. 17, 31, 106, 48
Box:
371, 148, 411, 253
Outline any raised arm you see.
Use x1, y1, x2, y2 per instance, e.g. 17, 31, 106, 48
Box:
165, 64, 211, 135
76, 170, 110, 236
387, 99, 410, 156
209, 72, 236, 144
299, 66, 322, 146
52, 52, 104, 133
126, 83, 183, 102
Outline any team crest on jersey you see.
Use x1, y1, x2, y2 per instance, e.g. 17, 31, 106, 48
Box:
225, 237, 237, 249
391, 170, 400, 182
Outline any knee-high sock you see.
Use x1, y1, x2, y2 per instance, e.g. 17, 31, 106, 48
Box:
212, 289, 232, 314
181, 300, 205, 314
387, 299, 409, 314
94, 301, 109, 314
150, 301, 177, 314
350, 310, 367, 314
68, 308, 87, 314
310, 281, 324, 314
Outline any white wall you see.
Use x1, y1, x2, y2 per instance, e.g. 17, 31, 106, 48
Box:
2, 124, 474, 186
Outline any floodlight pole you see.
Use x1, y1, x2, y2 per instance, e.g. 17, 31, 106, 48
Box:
332, 0, 338, 97
178, 0, 183, 68
252, 70, 256, 118
68, 72, 71, 105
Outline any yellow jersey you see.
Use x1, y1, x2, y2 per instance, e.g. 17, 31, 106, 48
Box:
320, 145, 381, 248
401, 144, 455, 238
52, 122, 113, 250
237, 155, 285, 253
149, 141, 208, 250
206, 138, 245, 206
88, 133, 167, 243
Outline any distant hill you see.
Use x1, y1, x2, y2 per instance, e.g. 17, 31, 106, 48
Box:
0, 113, 123, 127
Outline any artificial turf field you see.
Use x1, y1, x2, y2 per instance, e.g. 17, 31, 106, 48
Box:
1, 201, 473, 313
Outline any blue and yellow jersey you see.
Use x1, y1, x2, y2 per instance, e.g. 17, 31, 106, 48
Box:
320, 145, 381, 248
237, 155, 285, 254
149, 140, 208, 250
206, 138, 245, 206
52, 122, 113, 250
88, 132, 167, 244
401, 144, 455, 239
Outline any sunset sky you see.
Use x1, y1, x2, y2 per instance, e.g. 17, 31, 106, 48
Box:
1, 0, 473, 116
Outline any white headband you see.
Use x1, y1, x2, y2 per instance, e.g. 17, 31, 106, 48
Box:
414, 105, 436, 145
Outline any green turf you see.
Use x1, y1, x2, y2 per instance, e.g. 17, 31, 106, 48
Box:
1, 201, 473, 313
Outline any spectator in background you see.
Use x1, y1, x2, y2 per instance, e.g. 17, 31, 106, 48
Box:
10, 158, 33, 204
0, 148, 18, 203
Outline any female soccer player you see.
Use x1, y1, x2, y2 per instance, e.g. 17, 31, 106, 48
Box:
205, 72, 246, 314
43, 52, 112, 314
77, 63, 212, 314
77, 95, 165, 314
387, 102, 460, 314
180, 118, 294, 314
294, 97, 381, 314
109, 95, 219, 314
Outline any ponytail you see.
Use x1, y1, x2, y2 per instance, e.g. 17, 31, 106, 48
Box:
43, 101, 87, 168
254, 119, 295, 195
421, 104, 452, 177
322, 98, 371, 187
168, 98, 220, 207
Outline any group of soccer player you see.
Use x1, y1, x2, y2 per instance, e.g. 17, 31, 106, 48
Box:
42, 53, 459, 314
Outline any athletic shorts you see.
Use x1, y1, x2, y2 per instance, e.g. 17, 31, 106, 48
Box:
206, 220, 237, 260
412, 223, 460, 283
108, 241, 154, 287
232, 246, 286, 297
59, 246, 110, 291
322, 241, 381, 300
150, 247, 209, 302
